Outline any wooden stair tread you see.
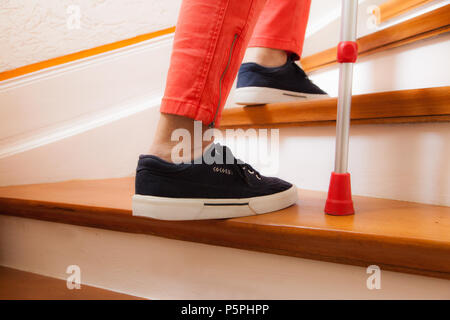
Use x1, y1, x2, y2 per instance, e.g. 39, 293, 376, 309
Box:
377, 0, 435, 24
1, 178, 449, 279
220, 87, 450, 128
0, 266, 144, 300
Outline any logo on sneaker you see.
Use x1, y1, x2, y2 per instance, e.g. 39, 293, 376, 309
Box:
213, 166, 233, 175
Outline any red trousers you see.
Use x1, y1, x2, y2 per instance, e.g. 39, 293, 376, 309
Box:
160, 0, 311, 126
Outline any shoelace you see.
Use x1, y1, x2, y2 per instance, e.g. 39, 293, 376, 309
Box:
212, 143, 262, 184
237, 163, 262, 182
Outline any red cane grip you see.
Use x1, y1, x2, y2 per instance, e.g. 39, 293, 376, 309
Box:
324, 172, 355, 215
337, 41, 358, 63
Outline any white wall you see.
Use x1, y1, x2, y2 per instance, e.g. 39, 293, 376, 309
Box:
0, 0, 182, 72
2, 0, 445, 72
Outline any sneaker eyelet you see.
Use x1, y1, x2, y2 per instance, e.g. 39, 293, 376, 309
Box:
248, 170, 254, 174
256, 174, 261, 180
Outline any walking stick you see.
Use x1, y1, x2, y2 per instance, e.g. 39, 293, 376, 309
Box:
324, 0, 358, 215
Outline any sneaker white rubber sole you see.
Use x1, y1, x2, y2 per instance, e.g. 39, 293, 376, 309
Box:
234, 86, 329, 105
132, 185, 298, 221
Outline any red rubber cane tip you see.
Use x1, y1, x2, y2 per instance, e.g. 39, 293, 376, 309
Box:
324, 172, 355, 216
337, 41, 358, 63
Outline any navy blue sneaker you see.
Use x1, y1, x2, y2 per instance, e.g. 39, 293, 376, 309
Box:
235, 54, 328, 105
133, 143, 297, 220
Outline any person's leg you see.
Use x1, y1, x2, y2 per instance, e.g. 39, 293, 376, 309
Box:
151, 0, 265, 162
235, 0, 328, 105
134, 0, 299, 221
245, 0, 312, 64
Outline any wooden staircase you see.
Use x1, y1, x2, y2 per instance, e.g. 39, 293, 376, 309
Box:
220, 4, 450, 128
1, 178, 449, 280
1, 1, 449, 299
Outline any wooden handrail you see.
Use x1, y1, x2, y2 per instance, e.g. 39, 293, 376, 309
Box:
220, 87, 450, 128
301, 5, 450, 72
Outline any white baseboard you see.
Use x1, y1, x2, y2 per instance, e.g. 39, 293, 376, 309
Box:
0, 34, 174, 160
0, 34, 174, 186
0, 95, 161, 159
0, 104, 161, 186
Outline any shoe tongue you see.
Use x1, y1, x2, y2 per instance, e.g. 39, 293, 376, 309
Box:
294, 63, 307, 77
213, 143, 231, 162
201, 142, 215, 157
203, 143, 240, 165
288, 53, 297, 62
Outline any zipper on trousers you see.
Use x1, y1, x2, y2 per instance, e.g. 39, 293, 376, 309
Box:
209, 33, 239, 128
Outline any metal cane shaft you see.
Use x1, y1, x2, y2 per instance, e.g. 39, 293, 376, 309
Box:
334, 0, 358, 174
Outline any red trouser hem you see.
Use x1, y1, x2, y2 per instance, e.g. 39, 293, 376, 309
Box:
248, 37, 303, 59
160, 97, 214, 125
